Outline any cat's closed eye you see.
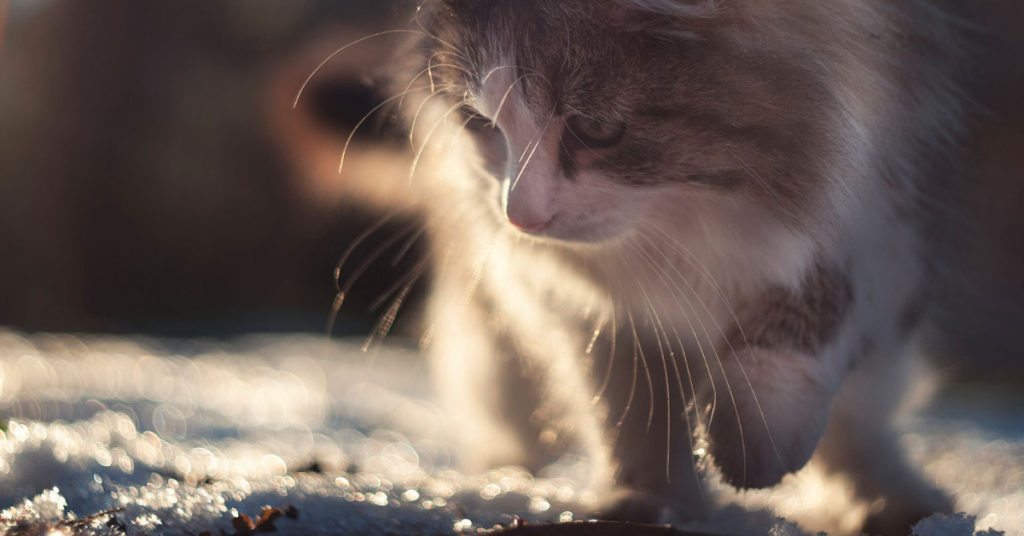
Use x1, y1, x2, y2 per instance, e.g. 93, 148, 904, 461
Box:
564, 114, 626, 149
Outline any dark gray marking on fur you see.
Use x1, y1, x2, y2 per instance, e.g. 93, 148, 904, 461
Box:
728, 263, 854, 355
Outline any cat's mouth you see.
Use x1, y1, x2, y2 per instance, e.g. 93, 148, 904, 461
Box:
499, 206, 625, 244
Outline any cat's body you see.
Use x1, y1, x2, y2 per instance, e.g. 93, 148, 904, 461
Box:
387, 1, 963, 533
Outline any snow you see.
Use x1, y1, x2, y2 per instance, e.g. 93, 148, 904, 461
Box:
0, 330, 1018, 535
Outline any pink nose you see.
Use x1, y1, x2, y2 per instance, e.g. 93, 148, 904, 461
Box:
507, 213, 549, 232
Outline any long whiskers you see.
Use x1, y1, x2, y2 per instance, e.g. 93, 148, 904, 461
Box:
626, 236, 750, 483
646, 225, 745, 339
338, 82, 454, 175
329, 213, 400, 298
630, 229, 782, 477
491, 73, 532, 125
363, 258, 429, 354
604, 303, 637, 431
590, 302, 618, 406
620, 241, 718, 435
510, 107, 558, 193
638, 229, 784, 471
399, 56, 472, 110
627, 254, 681, 482
618, 242, 705, 487
408, 85, 463, 154
294, 29, 453, 109
327, 216, 419, 339
370, 254, 429, 313
431, 70, 538, 166
408, 100, 472, 186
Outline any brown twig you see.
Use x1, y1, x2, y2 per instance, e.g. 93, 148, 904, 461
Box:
60, 508, 127, 530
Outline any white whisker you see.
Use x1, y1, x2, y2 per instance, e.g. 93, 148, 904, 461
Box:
294, 29, 433, 109
591, 299, 619, 406
510, 107, 557, 193
639, 229, 784, 471
339, 83, 450, 175
409, 100, 471, 186
627, 237, 749, 482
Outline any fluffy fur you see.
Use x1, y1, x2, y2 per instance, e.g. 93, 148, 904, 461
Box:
380, 1, 964, 533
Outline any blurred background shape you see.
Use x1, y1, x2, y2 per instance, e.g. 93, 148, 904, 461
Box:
0, 0, 1020, 378
0, 0, 422, 337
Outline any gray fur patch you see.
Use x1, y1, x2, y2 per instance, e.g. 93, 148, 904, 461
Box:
728, 263, 854, 355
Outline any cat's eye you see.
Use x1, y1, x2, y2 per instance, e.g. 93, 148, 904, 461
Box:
565, 114, 626, 148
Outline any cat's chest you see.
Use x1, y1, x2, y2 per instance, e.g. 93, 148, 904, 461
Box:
463, 235, 733, 361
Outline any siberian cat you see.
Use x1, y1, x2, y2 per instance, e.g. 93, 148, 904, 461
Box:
372, 0, 964, 533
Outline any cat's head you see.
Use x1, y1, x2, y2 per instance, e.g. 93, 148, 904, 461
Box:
404, 0, 898, 243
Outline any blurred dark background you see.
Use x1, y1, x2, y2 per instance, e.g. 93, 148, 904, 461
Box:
0, 0, 421, 337
0, 1, 1020, 376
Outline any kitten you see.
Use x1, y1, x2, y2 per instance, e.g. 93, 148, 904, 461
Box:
383, 1, 964, 533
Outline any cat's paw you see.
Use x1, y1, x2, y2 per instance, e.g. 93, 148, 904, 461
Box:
705, 349, 833, 488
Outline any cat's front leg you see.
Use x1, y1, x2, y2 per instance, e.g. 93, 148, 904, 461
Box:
704, 347, 841, 488
705, 264, 853, 488
428, 293, 554, 473
429, 280, 613, 477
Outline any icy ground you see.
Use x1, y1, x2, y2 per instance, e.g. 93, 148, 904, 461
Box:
0, 330, 1019, 535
